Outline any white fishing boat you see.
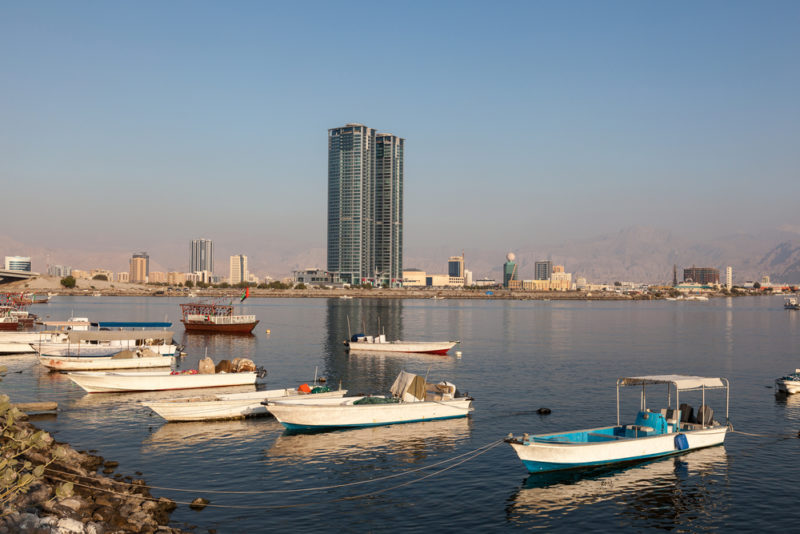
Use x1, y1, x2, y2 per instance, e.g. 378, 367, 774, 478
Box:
784, 296, 800, 310
66, 369, 261, 393
506, 375, 729, 473
33, 329, 179, 357
344, 334, 459, 355
266, 371, 473, 430
775, 369, 800, 394
39, 349, 175, 371
143, 386, 348, 422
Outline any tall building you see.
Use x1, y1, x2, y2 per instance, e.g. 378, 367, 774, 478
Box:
683, 266, 720, 285
191, 239, 214, 274
726, 266, 733, 290
327, 124, 404, 287
448, 254, 465, 278
503, 252, 518, 288
229, 254, 248, 285
4, 256, 31, 271
534, 260, 552, 281
129, 252, 149, 284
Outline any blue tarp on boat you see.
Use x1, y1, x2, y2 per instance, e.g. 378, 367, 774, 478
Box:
92, 322, 172, 328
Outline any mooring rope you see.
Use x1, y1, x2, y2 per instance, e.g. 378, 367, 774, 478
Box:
43, 438, 506, 510
44, 438, 505, 496
727, 422, 798, 439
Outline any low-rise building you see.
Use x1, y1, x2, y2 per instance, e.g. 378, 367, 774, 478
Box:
402, 270, 426, 287
167, 272, 186, 285
116, 272, 130, 283
149, 271, 167, 284
90, 269, 114, 281
292, 268, 334, 286
71, 269, 91, 280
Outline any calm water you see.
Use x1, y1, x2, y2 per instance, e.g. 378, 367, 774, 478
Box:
3, 296, 800, 532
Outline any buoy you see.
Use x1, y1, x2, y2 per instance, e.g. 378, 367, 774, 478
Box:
266, 329, 271, 334
537, 407, 551, 415
318, 377, 327, 383
455, 351, 462, 358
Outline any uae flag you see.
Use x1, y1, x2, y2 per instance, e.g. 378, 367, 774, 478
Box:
240, 287, 249, 302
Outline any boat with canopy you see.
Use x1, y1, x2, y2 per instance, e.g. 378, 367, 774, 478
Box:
506, 375, 730, 473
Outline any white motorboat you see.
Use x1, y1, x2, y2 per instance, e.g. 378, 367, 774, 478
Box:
344, 334, 459, 355
775, 369, 800, 394
66, 369, 261, 393
39, 349, 175, 371
143, 386, 348, 422
785, 296, 800, 310
266, 371, 473, 430
506, 375, 729, 473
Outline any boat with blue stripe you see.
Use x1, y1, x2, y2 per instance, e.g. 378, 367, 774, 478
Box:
506, 375, 729, 473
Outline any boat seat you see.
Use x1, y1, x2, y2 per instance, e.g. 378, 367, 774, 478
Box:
695, 405, 714, 426
679, 403, 695, 424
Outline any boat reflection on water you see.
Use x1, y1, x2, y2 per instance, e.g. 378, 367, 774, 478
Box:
774, 390, 800, 422
266, 417, 473, 467
142, 417, 282, 453
507, 446, 728, 526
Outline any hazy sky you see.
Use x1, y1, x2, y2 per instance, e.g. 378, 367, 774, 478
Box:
2, 1, 799, 270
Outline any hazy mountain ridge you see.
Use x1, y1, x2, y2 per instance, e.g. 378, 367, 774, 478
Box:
3, 226, 800, 284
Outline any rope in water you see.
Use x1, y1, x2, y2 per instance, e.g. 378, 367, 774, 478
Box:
728, 423, 798, 439
45, 438, 505, 496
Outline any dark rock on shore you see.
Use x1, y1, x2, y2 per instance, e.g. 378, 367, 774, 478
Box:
1, 405, 186, 533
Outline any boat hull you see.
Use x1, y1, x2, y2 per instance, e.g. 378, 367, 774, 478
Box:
509, 425, 728, 473
182, 320, 259, 334
776, 379, 800, 394
267, 397, 473, 430
34, 343, 178, 357
0, 342, 37, 354
66, 371, 258, 393
346, 340, 458, 355
39, 354, 175, 371
144, 388, 348, 422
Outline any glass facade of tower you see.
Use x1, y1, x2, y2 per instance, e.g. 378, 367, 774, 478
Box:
534, 261, 552, 281
191, 239, 214, 273
503, 261, 518, 288
448, 255, 464, 278
328, 124, 403, 287
374, 134, 404, 286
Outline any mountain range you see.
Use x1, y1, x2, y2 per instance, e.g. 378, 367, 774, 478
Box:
3, 226, 800, 285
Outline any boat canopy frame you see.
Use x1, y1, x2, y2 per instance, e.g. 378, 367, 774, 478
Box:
616, 375, 729, 429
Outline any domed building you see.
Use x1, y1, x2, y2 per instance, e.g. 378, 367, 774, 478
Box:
503, 252, 518, 288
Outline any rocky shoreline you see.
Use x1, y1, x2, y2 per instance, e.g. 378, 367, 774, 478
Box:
1, 400, 185, 534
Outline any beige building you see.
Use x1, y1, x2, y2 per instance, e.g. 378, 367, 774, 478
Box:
89, 269, 113, 281
149, 271, 167, 284
116, 272, 130, 283
403, 270, 427, 287
167, 272, 186, 285
229, 255, 249, 285
71, 269, 90, 280
522, 279, 549, 291
551, 265, 573, 291
129, 257, 148, 284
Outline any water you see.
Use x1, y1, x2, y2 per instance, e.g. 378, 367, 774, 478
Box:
3, 296, 800, 532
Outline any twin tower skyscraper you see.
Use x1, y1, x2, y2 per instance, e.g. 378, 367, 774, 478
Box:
327, 124, 404, 287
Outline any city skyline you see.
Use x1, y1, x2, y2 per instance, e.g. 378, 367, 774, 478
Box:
2, 2, 799, 282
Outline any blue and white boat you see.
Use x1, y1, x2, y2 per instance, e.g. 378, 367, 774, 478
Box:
506, 375, 729, 473
265, 371, 473, 431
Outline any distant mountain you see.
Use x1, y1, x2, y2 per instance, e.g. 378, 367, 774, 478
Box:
3, 226, 800, 284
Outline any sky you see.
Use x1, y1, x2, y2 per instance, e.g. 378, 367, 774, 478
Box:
2, 1, 799, 273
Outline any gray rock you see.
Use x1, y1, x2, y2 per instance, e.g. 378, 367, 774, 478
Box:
56, 517, 85, 533
57, 497, 85, 512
